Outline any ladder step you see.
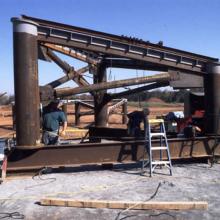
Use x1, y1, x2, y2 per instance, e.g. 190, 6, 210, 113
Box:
143, 120, 173, 176
152, 161, 170, 165
150, 133, 165, 137
149, 119, 164, 123
151, 146, 167, 150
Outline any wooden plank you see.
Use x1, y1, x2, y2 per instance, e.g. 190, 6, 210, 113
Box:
40, 198, 208, 210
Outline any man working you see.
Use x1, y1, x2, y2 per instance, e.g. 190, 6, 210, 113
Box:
42, 100, 67, 145
127, 108, 150, 138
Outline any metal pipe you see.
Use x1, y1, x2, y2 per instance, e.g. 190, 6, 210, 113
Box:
12, 18, 40, 147
204, 62, 220, 134
55, 73, 171, 97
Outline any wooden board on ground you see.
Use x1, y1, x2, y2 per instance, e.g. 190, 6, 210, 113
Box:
40, 198, 208, 210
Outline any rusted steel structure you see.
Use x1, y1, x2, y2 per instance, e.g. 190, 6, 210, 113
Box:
7, 136, 220, 171
9, 15, 220, 171
12, 18, 40, 147
74, 99, 127, 126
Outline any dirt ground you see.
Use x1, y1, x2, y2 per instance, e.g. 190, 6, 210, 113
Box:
0, 103, 183, 139
0, 163, 220, 220
1, 104, 220, 220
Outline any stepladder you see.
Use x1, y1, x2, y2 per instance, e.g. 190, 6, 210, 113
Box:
142, 119, 173, 176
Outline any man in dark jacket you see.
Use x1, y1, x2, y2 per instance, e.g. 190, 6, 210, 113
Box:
42, 100, 67, 145
127, 108, 150, 138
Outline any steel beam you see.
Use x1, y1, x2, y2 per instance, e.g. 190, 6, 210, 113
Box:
46, 48, 72, 72
46, 49, 91, 88
108, 82, 169, 100
37, 36, 207, 74
204, 62, 220, 134
7, 136, 218, 171
94, 63, 108, 127
55, 73, 171, 98
43, 43, 100, 65
75, 102, 81, 126
21, 15, 219, 73
46, 66, 89, 88
104, 59, 168, 71
11, 18, 40, 147
122, 101, 128, 124
20, 14, 218, 74
170, 72, 204, 88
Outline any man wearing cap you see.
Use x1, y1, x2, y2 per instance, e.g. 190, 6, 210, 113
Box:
42, 100, 67, 145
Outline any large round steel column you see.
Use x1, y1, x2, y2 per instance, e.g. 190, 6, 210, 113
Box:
204, 62, 220, 134
12, 18, 40, 147
94, 63, 108, 127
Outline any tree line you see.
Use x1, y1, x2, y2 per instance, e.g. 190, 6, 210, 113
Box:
0, 89, 188, 105
73, 89, 189, 103
127, 89, 189, 103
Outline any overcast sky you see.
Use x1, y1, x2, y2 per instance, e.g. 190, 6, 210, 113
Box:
1, 0, 220, 94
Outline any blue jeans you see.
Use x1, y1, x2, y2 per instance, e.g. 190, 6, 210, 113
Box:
42, 130, 59, 145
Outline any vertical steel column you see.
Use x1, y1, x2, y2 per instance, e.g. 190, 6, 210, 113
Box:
122, 101, 128, 124
204, 62, 220, 134
12, 104, 16, 130
12, 18, 40, 147
75, 102, 81, 126
94, 63, 108, 127
62, 103, 68, 119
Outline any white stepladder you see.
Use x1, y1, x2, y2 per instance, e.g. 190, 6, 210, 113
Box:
142, 119, 172, 177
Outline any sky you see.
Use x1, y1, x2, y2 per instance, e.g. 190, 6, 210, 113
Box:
1, 0, 220, 95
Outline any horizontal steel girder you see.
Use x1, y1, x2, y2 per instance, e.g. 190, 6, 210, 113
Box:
21, 15, 218, 74
7, 136, 218, 171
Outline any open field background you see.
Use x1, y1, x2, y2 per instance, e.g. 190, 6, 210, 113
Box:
0, 100, 183, 139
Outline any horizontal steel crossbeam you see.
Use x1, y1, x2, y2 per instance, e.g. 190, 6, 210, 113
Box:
22, 15, 218, 74
7, 136, 216, 171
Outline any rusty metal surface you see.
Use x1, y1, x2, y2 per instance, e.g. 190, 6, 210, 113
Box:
55, 73, 171, 97
21, 15, 218, 74
13, 27, 40, 146
43, 43, 100, 65
108, 82, 169, 100
46, 48, 72, 72
37, 36, 207, 74
46, 65, 89, 89
204, 63, 220, 134
7, 137, 219, 171
46, 49, 90, 88
94, 63, 108, 127
11, 15, 220, 151
104, 59, 169, 71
